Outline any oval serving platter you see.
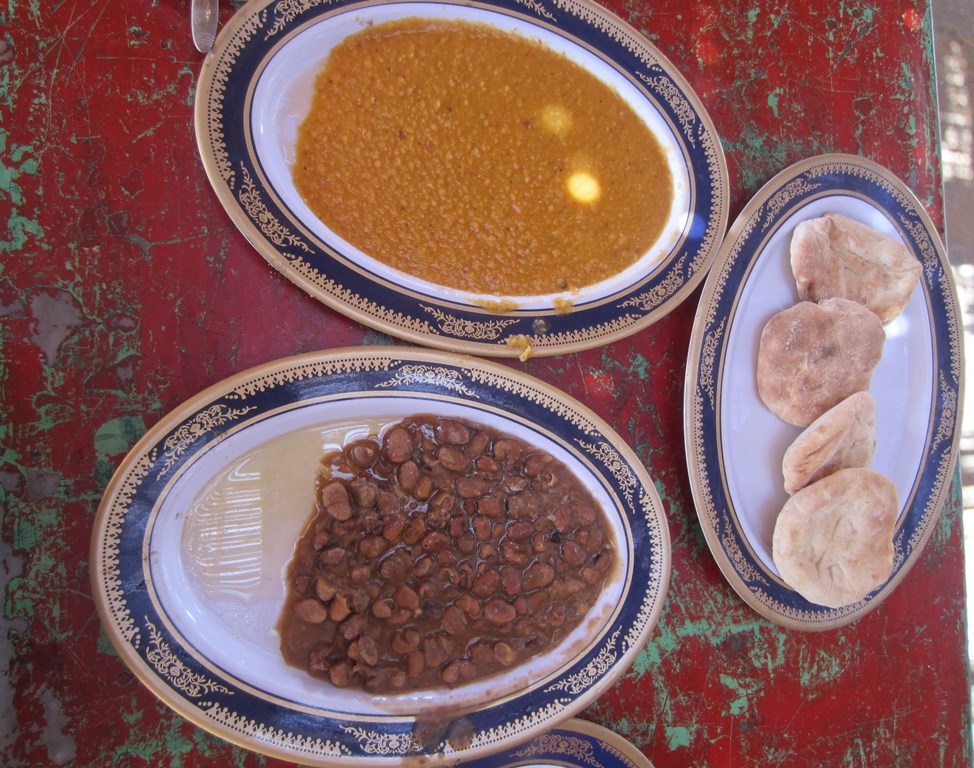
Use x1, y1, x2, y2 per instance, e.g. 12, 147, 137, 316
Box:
684, 154, 963, 631
91, 347, 671, 765
194, 0, 728, 358
456, 718, 654, 768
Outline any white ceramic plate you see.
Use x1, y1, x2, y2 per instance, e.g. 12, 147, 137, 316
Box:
684, 154, 963, 630
91, 347, 670, 764
456, 718, 654, 768
195, 0, 727, 357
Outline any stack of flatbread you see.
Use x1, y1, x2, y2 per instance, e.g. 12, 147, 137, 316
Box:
755, 212, 920, 609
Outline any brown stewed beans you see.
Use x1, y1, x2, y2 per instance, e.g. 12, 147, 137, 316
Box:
278, 415, 615, 692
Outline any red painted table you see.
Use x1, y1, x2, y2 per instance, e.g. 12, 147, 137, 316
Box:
2, 1, 970, 766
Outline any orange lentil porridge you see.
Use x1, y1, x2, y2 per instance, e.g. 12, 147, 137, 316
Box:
293, 18, 674, 296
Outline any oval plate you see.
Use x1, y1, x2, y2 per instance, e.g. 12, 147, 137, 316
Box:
684, 154, 963, 630
194, 0, 728, 357
457, 718, 654, 768
91, 347, 670, 765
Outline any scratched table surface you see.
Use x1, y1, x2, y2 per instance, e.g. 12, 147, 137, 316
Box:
1, 0, 971, 766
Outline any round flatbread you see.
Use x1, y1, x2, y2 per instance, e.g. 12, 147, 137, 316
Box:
790, 212, 921, 324
756, 297, 885, 427
782, 391, 877, 495
772, 467, 898, 608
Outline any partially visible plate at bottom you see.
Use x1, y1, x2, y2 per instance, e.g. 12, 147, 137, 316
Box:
458, 719, 654, 768
684, 153, 963, 630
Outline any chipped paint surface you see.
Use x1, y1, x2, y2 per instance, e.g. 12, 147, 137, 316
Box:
0, 0, 969, 767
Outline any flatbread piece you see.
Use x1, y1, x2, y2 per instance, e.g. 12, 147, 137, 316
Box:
772, 467, 898, 608
756, 297, 885, 427
790, 212, 921, 323
782, 391, 877, 495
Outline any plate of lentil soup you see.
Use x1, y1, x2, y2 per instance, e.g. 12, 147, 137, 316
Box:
91, 347, 671, 766
195, 0, 728, 357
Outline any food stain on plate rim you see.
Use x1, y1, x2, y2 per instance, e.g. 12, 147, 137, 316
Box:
195, 0, 728, 356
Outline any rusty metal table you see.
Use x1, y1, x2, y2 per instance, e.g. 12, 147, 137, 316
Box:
2, 1, 971, 766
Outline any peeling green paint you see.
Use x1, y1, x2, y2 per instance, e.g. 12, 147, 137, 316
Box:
630, 609, 679, 673
94, 416, 148, 461
0, 129, 45, 255
767, 87, 782, 118
719, 673, 752, 715
626, 353, 651, 380
665, 724, 694, 749
121, 704, 142, 726
107, 716, 198, 766
798, 642, 850, 686
96, 628, 119, 657
128, 25, 148, 43
13, 517, 38, 550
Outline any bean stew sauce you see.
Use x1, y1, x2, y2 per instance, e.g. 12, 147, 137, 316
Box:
278, 415, 615, 693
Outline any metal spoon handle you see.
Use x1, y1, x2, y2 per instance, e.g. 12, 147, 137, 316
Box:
191, 0, 218, 53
